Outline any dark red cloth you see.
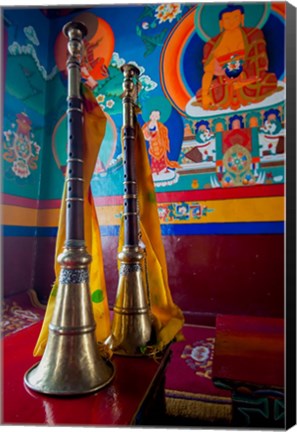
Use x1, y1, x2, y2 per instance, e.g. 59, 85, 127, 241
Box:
166, 324, 231, 398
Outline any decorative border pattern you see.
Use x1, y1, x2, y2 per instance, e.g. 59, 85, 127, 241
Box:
59, 268, 89, 284
119, 264, 142, 275
2, 221, 284, 237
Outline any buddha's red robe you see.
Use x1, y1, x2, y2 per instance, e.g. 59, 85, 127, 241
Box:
195, 27, 281, 111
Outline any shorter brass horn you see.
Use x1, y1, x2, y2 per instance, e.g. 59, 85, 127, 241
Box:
24, 21, 115, 395
105, 64, 156, 356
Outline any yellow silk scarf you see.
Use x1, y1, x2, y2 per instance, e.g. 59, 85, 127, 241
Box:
34, 85, 110, 356
118, 118, 184, 353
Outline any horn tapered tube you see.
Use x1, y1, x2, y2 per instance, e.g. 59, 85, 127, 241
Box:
24, 21, 115, 396
105, 64, 155, 356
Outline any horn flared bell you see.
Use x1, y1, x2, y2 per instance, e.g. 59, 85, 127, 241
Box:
25, 264, 115, 396
105, 246, 156, 356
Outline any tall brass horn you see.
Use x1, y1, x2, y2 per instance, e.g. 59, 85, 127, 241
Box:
24, 21, 115, 395
105, 64, 155, 356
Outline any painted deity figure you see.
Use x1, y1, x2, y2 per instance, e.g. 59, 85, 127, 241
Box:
81, 39, 109, 90
142, 110, 180, 175
195, 124, 216, 161
259, 117, 284, 157
194, 4, 282, 111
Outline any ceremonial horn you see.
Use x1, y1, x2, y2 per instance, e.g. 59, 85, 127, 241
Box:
105, 64, 155, 356
24, 21, 115, 395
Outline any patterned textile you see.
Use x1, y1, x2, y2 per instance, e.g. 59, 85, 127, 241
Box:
165, 324, 232, 423
1, 290, 44, 337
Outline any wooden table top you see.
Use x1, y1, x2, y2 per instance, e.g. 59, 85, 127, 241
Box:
212, 314, 284, 389
3, 322, 170, 426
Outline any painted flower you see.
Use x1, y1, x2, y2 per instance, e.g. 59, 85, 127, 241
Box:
142, 21, 150, 30
96, 94, 105, 103
99, 104, 105, 111
12, 159, 30, 178
106, 99, 115, 109
176, 203, 188, 215
158, 206, 169, 220
192, 205, 202, 218
155, 3, 181, 24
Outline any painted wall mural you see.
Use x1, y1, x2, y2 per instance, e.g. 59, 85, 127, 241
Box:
160, 3, 285, 191
2, 3, 285, 234
2, 9, 55, 199
136, 4, 190, 57
3, 112, 41, 179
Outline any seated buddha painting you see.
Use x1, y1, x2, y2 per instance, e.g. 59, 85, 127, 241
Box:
193, 4, 283, 111
160, 3, 285, 118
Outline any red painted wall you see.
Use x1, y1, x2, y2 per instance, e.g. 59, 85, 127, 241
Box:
3, 237, 36, 298
4, 232, 284, 325
101, 234, 284, 325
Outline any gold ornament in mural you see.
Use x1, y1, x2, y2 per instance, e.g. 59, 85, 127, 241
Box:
3, 112, 41, 179
191, 179, 199, 189
222, 144, 255, 187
